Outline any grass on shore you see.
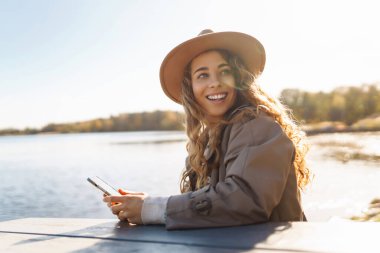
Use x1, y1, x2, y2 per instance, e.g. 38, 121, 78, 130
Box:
330, 151, 380, 163
351, 198, 380, 222
312, 139, 380, 163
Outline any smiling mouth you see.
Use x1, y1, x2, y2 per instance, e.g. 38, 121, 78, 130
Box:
206, 92, 227, 101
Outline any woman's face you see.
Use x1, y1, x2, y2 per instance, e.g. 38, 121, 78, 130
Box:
190, 50, 237, 123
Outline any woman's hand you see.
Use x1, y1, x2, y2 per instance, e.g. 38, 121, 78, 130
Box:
103, 189, 148, 224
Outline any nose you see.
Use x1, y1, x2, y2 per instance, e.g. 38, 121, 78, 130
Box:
208, 75, 222, 88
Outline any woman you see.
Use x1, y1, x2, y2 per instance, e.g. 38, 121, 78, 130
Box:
103, 29, 310, 230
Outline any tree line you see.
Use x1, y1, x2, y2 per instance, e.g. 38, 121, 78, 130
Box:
0, 110, 184, 135
280, 84, 380, 125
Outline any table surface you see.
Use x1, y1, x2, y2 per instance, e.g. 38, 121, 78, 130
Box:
0, 218, 379, 253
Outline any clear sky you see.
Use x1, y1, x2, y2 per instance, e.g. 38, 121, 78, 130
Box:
1, 0, 380, 129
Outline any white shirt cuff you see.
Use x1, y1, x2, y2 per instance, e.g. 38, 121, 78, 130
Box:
141, 196, 169, 225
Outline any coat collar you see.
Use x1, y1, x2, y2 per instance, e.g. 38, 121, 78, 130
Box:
225, 103, 252, 121
223, 92, 255, 121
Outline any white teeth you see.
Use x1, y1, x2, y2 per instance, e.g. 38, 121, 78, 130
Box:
207, 93, 227, 100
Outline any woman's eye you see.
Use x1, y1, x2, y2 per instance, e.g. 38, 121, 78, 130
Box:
197, 73, 208, 79
221, 69, 232, 75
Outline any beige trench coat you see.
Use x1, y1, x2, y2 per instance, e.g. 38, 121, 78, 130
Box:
165, 106, 306, 230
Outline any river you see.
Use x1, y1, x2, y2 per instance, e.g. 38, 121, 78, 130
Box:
0, 131, 379, 221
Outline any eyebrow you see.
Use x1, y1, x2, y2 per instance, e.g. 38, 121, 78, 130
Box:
192, 63, 230, 76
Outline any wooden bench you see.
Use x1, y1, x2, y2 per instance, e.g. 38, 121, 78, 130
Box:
0, 218, 379, 252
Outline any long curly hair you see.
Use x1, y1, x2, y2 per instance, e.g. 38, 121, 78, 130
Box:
179, 49, 311, 193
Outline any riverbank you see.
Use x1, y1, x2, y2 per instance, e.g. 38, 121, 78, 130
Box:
302, 115, 380, 135
2, 124, 380, 137
351, 198, 380, 222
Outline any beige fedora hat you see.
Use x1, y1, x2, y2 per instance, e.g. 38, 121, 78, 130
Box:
159, 29, 266, 104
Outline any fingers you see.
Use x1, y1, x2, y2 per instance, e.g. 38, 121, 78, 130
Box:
127, 216, 141, 225
107, 202, 115, 208
116, 210, 139, 223
102, 191, 145, 225
117, 212, 139, 224
117, 211, 129, 221
104, 195, 129, 215
103, 195, 126, 203
111, 203, 126, 215
118, 189, 127, 195
103, 195, 123, 207
118, 188, 145, 195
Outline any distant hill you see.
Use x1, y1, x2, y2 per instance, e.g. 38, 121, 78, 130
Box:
0, 110, 185, 136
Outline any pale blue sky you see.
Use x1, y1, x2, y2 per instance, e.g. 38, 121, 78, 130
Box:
1, 0, 380, 129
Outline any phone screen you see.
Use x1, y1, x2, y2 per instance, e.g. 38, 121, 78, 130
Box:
87, 176, 120, 196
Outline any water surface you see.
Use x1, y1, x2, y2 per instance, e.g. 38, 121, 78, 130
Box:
0, 131, 379, 221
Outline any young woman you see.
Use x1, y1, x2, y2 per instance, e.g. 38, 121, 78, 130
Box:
103, 29, 310, 230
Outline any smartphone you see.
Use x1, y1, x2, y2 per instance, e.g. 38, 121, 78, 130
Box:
87, 176, 121, 196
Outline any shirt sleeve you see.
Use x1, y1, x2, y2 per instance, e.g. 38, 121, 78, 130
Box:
165, 115, 295, 230
141, 196, 169, 225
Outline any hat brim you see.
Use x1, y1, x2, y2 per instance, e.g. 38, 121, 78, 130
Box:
159, 31, 266, 104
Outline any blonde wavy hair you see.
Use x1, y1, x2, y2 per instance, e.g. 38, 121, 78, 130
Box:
179, 49, 311, 193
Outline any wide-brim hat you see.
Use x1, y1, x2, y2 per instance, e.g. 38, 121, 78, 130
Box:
159, 29, 266, 104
